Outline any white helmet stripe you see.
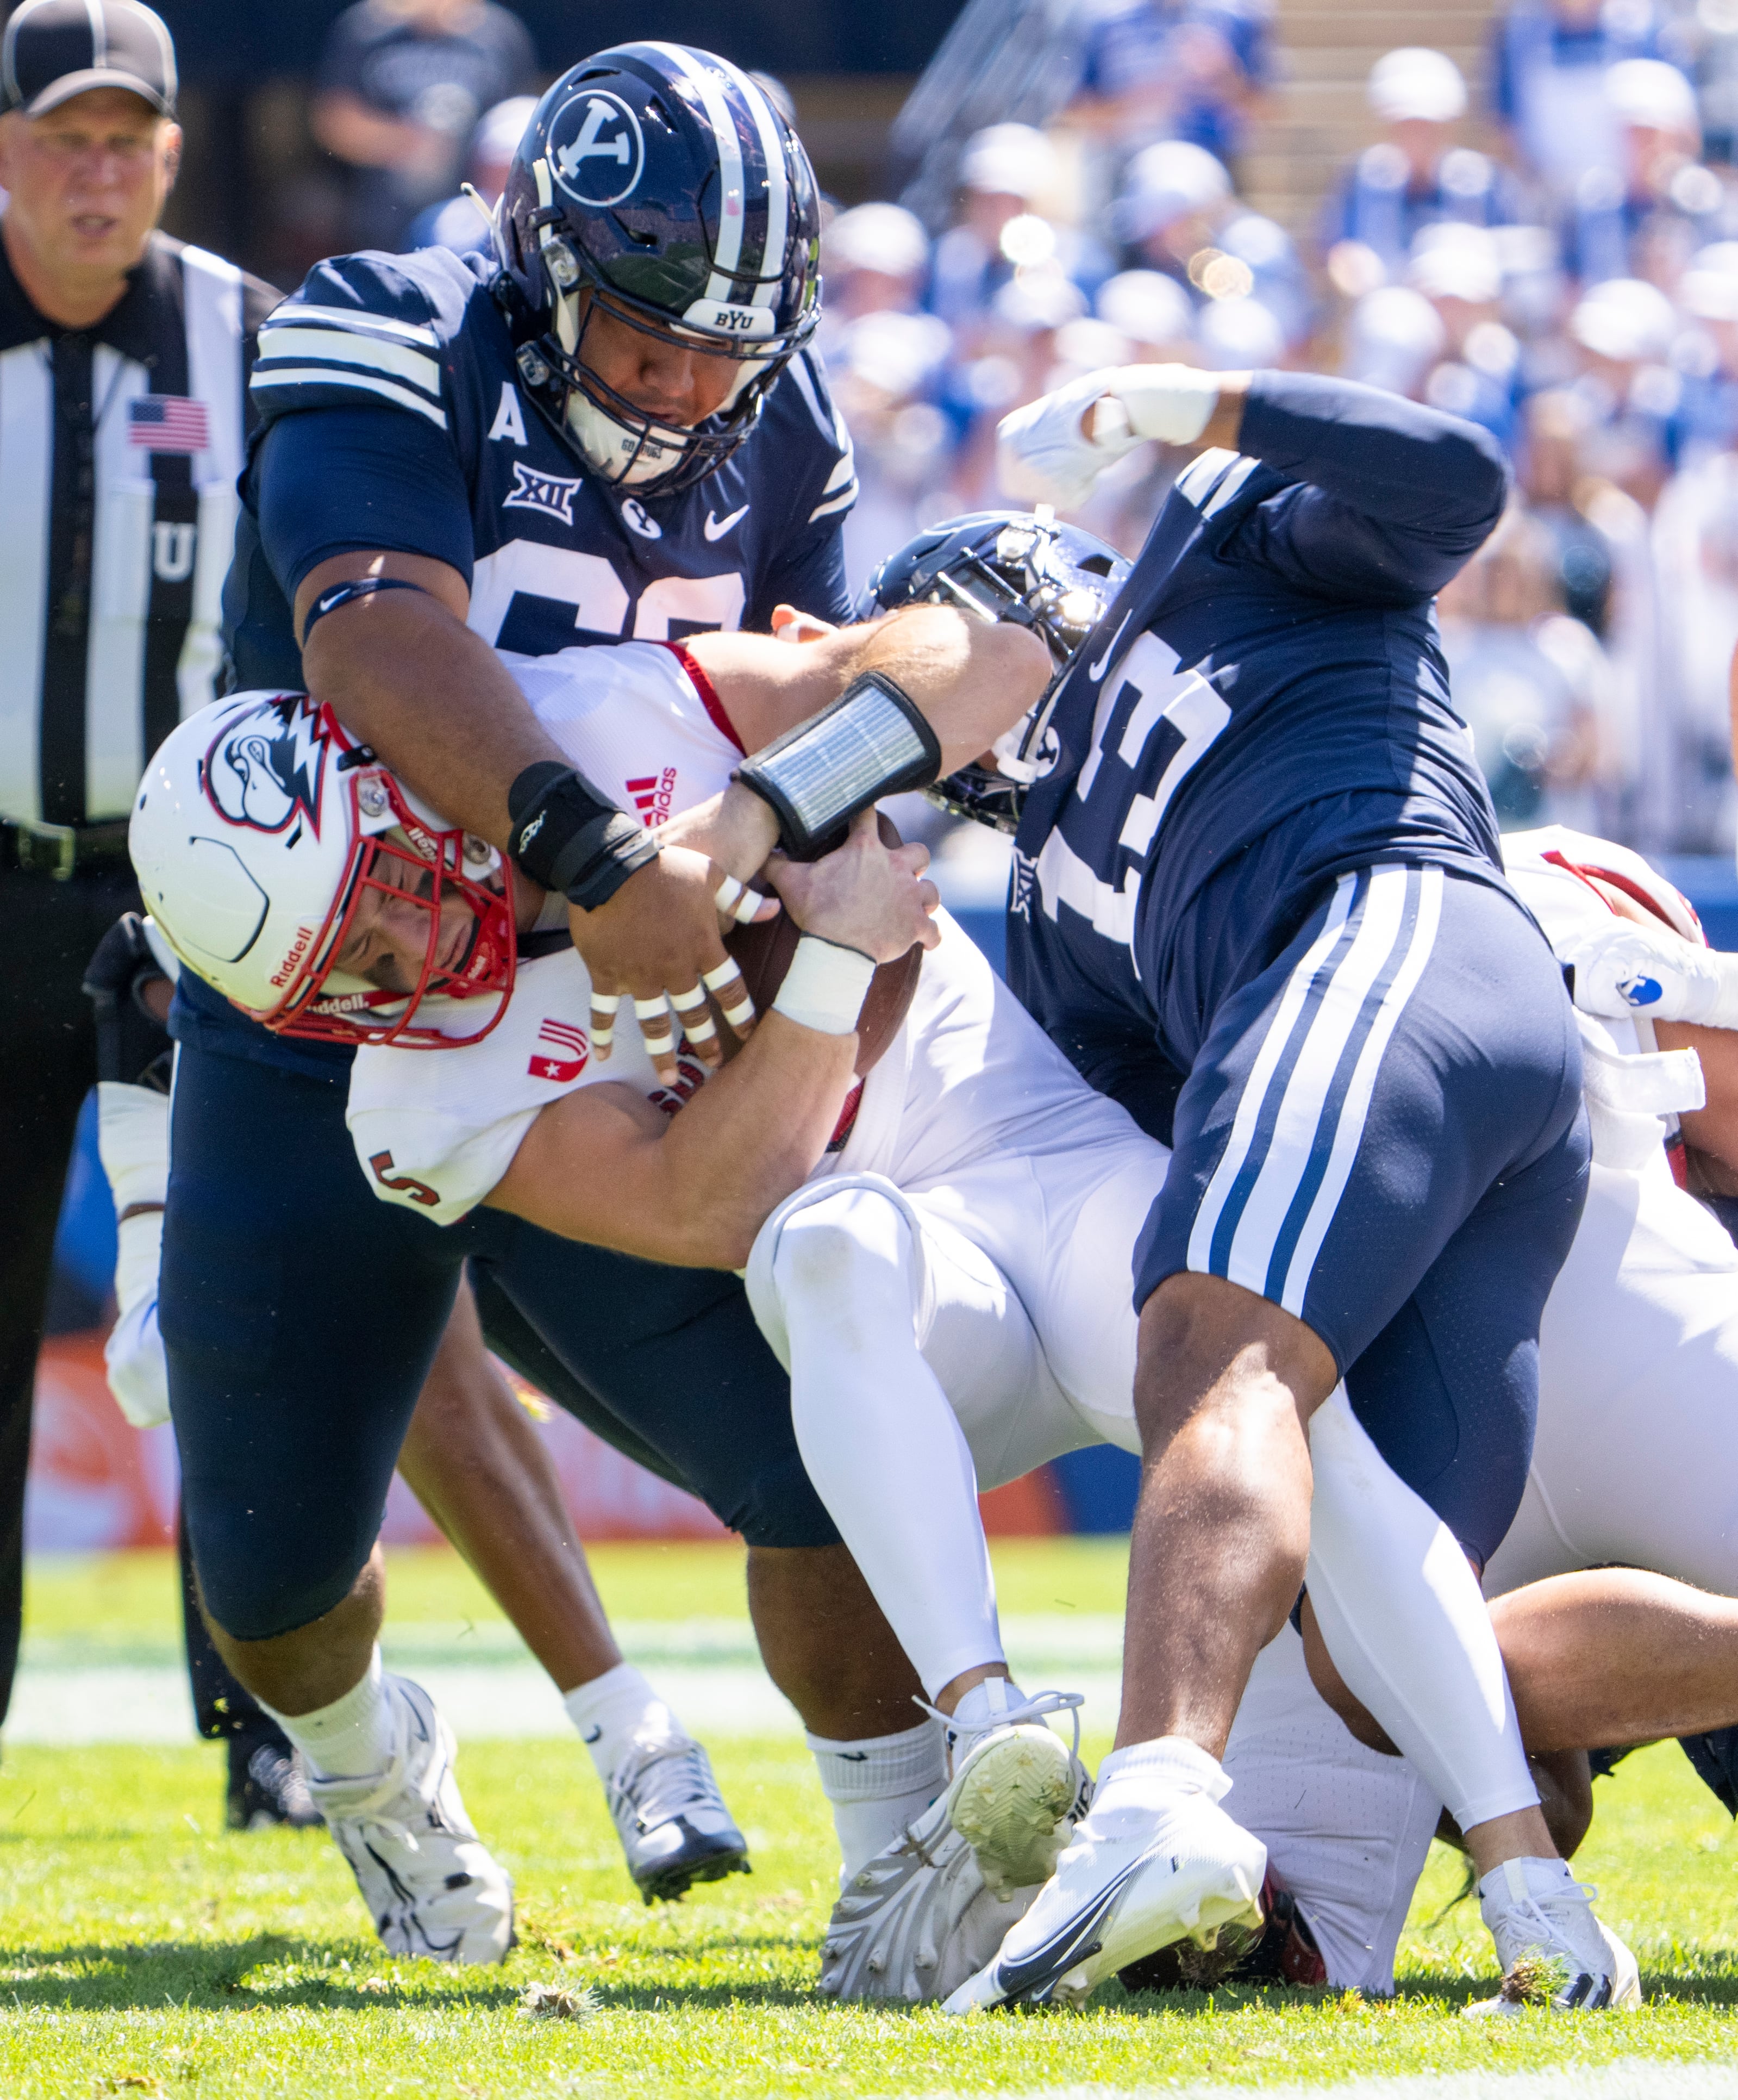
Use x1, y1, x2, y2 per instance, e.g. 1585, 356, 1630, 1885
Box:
643, 42, 749, 305
714, 55, 788, 310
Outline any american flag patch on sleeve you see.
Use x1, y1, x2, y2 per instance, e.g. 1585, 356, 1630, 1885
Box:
129, 395, 210, 453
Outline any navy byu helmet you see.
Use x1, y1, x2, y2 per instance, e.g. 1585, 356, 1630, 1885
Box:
859, 510, 1132, 832
498, 43, 821, 497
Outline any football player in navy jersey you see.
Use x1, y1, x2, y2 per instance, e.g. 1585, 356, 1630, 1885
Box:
159, 46, 950, 1961
939, 365, 1624, 2013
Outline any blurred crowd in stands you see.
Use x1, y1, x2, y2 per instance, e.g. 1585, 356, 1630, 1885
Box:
298, 0, 1738, 853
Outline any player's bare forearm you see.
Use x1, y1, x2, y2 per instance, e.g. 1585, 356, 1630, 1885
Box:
484, 1019, 858, 1267
297, 550, 570, 851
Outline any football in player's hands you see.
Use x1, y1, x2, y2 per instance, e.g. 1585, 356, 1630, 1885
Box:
726, 814, 924, 1075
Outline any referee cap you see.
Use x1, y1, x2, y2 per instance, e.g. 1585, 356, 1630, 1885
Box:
2, 0, 177, 120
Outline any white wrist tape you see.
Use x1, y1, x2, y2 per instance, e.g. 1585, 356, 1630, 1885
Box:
1561, 921, 1738, 1030
1103, 362, 1221, 446
772, 936, 876, 1036
96, 1082, 168, 1213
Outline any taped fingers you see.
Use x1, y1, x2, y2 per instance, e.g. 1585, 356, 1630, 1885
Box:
714, 874, 772, 926
589, 990, 621, 1056
670, 980, 720, 1061
704, 958, 758, 1038
634, 994, 678, 1071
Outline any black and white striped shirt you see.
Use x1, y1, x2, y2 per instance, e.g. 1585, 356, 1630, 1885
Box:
0, 229, 277, 827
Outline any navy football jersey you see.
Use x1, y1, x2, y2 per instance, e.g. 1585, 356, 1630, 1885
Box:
221, 243, 858, 691
1008, 373, 1510, 1080
194, 242, 857, 1077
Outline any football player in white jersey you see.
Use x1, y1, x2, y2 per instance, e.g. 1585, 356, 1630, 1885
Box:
130, 559, 1630, 2010
127, 599, 1051, 1958
1202, 824, 1738, 1999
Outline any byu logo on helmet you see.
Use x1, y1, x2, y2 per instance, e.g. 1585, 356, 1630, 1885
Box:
549, 89, 644, 207
204, 699, 328, 836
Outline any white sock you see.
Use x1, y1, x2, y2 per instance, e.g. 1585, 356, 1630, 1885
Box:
1305, 1389, 1541, 1834
1085, 1736, 1229, 1839
808, 1718, 947, 1885
1480, 1855, 1574, 1909
948, 1675, 1027, 1743
562, 1661, 682, 1783
262, 1648, 394, 1781
766, 1185, 1005, 1698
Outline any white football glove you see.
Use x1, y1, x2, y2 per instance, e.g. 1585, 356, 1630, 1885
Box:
96, 1081, 171, 1429
996, 364, 1221, 508
1560, 919, 1738, 1030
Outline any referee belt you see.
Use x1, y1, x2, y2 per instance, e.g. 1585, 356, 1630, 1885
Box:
1, 815, 133, 881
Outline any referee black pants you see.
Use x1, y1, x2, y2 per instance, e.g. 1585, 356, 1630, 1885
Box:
0, 861, 141, 1722
0, 860, 270, 1750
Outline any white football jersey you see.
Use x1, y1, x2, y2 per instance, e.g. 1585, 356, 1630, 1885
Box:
347, 640, 1126, 1225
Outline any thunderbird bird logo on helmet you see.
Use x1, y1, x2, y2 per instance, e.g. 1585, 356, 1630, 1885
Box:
203, 697, 329, 838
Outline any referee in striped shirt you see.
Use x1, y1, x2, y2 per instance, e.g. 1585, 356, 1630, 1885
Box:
0, 2, 284, 1792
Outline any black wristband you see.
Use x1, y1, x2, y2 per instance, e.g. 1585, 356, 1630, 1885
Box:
732, 670, 941, 861
507, 762, 658, 912
301, 575, 432, 643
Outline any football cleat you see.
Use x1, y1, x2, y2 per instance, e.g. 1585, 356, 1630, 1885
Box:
309, 1674, 514, 1964
226, 1721, 321, 1832
1464, 1859, 1641, 2014
942, 1765, 1267, 2013
607, 1738, 751, 1904
1118, 1864, 1326, 1995
935, 1685, 1088, 1895
819, 1792, 1040, 2004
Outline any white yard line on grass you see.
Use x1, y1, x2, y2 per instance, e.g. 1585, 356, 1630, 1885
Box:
900, 2066, 1738, 2100
2, 1660, 1128, 1744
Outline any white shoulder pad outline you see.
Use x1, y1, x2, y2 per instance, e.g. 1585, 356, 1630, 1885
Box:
252, 296, 447, 429
787, 350, 859, 524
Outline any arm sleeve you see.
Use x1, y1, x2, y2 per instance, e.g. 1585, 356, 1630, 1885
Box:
1232, 371, 1511, 602
254, 405, 475, 603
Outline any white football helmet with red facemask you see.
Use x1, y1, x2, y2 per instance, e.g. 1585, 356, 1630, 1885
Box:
130, 693, 516, 1047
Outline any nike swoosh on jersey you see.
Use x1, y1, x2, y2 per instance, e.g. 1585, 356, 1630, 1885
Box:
704, 503, 751, 541
1087, 611, 1133, 681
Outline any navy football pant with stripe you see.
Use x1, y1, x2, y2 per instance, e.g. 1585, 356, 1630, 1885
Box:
1137, 863, 1589, 1566
162, 1037, 839, 1643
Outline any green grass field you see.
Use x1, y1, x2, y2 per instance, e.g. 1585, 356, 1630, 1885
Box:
5, 1542, 1738, 2097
